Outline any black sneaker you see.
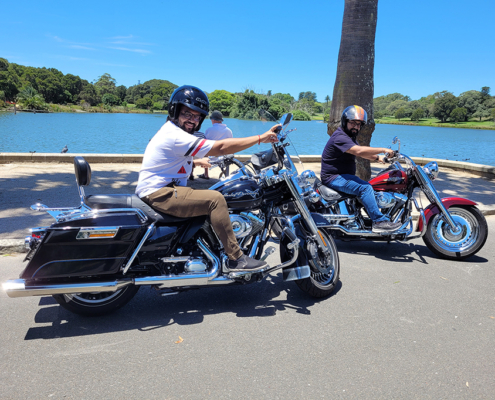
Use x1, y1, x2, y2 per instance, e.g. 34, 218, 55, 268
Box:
228, 254, 267, 272
372, 220, 402, 233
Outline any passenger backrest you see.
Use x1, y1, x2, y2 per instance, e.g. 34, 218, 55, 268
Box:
74, 156, 92, 186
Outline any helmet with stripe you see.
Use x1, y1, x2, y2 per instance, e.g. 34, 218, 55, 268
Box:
341, 105, 368, 136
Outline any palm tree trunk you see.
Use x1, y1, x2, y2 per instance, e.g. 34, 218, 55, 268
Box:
327, 0, 378, 181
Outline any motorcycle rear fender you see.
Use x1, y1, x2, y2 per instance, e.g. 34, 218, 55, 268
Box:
416, 197, 477, 232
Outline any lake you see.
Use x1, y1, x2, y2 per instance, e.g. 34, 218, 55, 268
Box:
1, 112, 493, 166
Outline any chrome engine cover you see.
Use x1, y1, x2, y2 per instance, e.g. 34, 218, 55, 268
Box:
230, 212, 265, 239
184, 258, 208, 273
375, 192, 408, 209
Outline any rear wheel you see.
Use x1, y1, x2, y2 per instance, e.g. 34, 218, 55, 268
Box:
423, 206, 488, 260
53, 285, 140, 316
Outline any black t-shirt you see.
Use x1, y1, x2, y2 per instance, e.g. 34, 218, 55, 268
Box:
321, 127, 358, 185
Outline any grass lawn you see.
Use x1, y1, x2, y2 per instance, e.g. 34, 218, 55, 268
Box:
376, 116, 495, 130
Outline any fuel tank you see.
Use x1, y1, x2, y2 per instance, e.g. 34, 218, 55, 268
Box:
369, 167, 408, 193
214, 177, 263, 211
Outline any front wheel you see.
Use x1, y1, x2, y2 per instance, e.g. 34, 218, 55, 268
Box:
53, 285, 140, 316
281, 229, 340, 298
423, 206, 488, 260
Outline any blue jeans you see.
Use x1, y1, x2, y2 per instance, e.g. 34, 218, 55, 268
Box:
328, 175, 388, 222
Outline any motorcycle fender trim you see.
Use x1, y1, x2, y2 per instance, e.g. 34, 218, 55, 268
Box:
417, 197, 478, 232
311, 213, 330, 227
282, 265, 310, 282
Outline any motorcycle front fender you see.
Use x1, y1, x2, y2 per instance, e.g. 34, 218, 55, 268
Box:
416, 197, 477, 232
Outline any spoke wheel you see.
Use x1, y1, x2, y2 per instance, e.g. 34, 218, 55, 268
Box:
423, 206, 488, 260
53, 285, 140, 316
285, 230, 340, 298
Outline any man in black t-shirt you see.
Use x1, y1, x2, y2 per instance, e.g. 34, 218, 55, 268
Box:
321, 105, 401, 233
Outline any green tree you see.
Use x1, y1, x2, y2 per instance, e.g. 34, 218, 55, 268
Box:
386, 99, 408, 115
480, 86, 490, 103
115, 85, 127, 102
458, 90, 482, 120
0, 59, 21, 101
450, 107, 467, 124
135, 97, 152, 109
472, 104, 490, 121
209, 90, 235, 116
230, 90, 269, 119
78, 83, 100, 106
410, 108, 424, 121
491, 108, 495, 122
395, 107, 406, 120
102, 93, 121, 106
328, 0, 378, 180
94, 73, 117, 96
17, 86, 47, 110
433, 91, 458, 122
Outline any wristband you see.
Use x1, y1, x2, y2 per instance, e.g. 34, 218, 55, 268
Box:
258, 135, 261, 145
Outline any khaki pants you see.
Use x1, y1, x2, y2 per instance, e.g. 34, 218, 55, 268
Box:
142, 186, 243, 260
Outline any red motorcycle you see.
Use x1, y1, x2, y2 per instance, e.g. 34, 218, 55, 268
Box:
296, 137, 488, 260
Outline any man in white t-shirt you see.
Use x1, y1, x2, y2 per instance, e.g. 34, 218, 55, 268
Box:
136, 85, 280, 272
197, 110, 233, 179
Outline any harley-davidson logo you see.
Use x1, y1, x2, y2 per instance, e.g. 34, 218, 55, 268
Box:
223, 189, 260, 199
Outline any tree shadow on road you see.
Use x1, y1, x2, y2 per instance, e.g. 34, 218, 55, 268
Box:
23, 273, 342, 340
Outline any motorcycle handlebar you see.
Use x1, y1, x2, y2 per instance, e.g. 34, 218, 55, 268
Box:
383, 151, 399, 164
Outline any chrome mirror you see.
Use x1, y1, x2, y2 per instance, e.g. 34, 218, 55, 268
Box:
279, 113, 293, 131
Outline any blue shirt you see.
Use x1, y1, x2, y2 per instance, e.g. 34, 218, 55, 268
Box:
321, 127, 358, 185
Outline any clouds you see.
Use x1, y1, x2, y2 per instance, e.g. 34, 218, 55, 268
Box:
47, 34, 155, 56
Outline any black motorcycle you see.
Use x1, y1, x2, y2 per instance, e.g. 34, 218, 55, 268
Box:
3, 113, 340, 316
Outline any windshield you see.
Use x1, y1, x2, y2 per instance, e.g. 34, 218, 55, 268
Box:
257, 109, 304, 172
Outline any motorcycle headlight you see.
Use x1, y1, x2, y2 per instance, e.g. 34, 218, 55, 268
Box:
422, 161, 439, 181
298, 170, 317, 188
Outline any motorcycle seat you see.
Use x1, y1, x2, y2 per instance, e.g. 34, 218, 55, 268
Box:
84, 194, 189, 224
316, 183, 357, 202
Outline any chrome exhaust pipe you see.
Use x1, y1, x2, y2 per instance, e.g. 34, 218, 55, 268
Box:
3, 279, 133, 298
325, 217, 413, 237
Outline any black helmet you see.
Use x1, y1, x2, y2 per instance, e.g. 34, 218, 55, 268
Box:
168, 85, 209, 131
341, 105, 367, 136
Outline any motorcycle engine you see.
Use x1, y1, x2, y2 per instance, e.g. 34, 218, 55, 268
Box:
230, 211, 265, 239
375, 192, 408, 209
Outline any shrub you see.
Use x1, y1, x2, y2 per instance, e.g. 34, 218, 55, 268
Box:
292, 110, 311, 121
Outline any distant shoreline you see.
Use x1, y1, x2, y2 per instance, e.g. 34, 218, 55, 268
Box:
2, 108, 494, 130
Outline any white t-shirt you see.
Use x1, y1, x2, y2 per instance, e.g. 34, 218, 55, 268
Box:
205, 123, 233, 162
204, 123, 233, 141
136, 121, 214, 198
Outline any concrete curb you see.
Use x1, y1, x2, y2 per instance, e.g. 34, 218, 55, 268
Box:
1, 153, 494, 178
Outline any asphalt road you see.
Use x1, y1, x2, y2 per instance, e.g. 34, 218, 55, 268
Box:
0, 216, 494, 399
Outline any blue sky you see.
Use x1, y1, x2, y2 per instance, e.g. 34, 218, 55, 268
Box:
2, 0, 494, 102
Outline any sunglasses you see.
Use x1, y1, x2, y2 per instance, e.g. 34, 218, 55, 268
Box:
348, 120, 364, 128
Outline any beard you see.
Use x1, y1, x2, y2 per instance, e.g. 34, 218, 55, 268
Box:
180, 121, 197, 134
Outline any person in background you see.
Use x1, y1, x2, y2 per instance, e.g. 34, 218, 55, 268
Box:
321, 105, 402, 233
197, 110, 233, 179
